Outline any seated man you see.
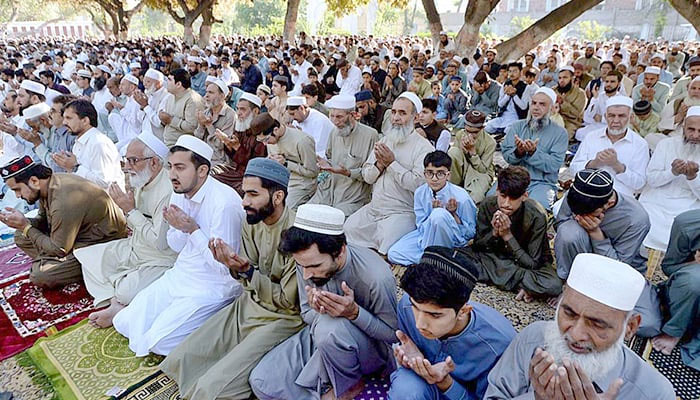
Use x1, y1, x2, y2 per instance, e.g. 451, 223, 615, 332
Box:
501, 87, 568, 210
448, 110, 496, 204
250, 204, 398, 400
555, 66, 586, 140
388, 151, 477, 266
74, 133, 177, 328
485, 253, 675, 399
113, 136, 245, 356
344, 92, 434, 255
444, 76, 468, 126
193, 78, 236, 168
632, 66, 671, 114
389, 246, 516, 400
630, 100, 661, 146
485, 62, 528, 135
355, 89, 390, 135
570, 96, 649, 198
160, 158, 304, 399
287, 96, 334, 158
0, 157, 126, 288
467, 166, 562, 303
639, 106, 700, 252
309, 95, 378, 217
648, 209, 700, 371
415, 98, 450, 152
470, 71, 501, 117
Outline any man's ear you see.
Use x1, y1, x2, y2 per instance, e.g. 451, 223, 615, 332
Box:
272, 189, 285, 207
457, 303, 472, 321
624, 313, 641, 341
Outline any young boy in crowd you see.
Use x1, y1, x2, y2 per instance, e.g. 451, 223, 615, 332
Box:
444, 76, 469, 125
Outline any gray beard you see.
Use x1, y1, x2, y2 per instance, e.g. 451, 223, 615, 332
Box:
336, 121, 353, 137
527, 112, 551, 132
384, 122, 414, 145
543, 318, 623, 383
128, 167, 152, 189
683, 96, 700, 107
681, 138, 700, 162
235, 114, 253, 132
608, 124, 628, 136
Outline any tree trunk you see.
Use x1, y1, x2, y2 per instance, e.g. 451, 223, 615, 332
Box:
198, 2, 220, 47
494, 0, 603, 63
117, 9, 129, 40
184, 17, 195, 45
283, 0, 300, 42
421, 0, 443, 50
454, 0, 500, 57
667, 0, 700, 35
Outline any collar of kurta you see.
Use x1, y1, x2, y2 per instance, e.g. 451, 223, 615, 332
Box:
76, 127, 99, 145
431, 182, 451, 198
187, 175, 213, 204
599, 128, 633, 144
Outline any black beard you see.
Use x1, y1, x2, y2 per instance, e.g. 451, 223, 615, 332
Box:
604, 86, 618, 94
310, 276, 332, 287
244, 196, 275, 225
557, 82, 573, 93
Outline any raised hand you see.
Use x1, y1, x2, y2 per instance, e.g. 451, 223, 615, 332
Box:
314, 282, 359, 319
163, 204, 199, 234
393, 330, 424, 368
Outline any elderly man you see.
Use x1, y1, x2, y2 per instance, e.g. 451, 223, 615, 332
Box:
309, 95, 378, 217
250, 204, 398, 400
485, 253, 675, 400
355, 89, 389, 134
639, 106, 700, 252
161, 158, 304, 400
448, 110, 496, 204
135, 68, 172, 140
470, 71, 501, 117
637, 53, 674, 86
194, 78, 236, 167
287, 96, 335, 158
669, 56, 700, 104
113, 136, 245, 357
570, 96, 649, 198
0, 157, 126, 288
344, 92, 434, 255
501, 87, 568, 210
575, 70, 624, 142
74, 133, 176, 328
658, 76, 700, 136
21, 95, 76, 172
632, 66, 670, 114
107, 74, 142, 151
555, 66, 586, 140
160, 68, 204, 146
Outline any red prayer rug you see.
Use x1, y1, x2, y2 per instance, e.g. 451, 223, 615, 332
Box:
0, 274, 95, 361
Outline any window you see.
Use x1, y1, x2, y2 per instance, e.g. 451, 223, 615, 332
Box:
507, 0, 530, 12
546, 0, 568, 11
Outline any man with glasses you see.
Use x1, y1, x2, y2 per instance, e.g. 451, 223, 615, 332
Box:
388, 151, 477, 265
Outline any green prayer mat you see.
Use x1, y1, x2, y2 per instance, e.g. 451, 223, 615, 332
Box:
26, 320, 163, 400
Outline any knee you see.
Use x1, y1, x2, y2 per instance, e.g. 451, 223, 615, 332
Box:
388, 368, 433, 400
555, 221, 589, 249
427, 208, 452, 227
314, 316, 355, 354
29, 269, 56, 289
672, 266, 700, 297
249, 363, 275, 400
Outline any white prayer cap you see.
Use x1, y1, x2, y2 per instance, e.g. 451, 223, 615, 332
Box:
76, 69, 92, 79
32, 70, 41, 79
412, 44, 422, 51
439, 31, 447, 35
136, 132, 169, 158
173, 135, 213, 162
97, 65, 112, 75
239, 92, 261, 108
537, 57, 548, 64
210, 78, 229, 97
332, 54, 342, 60
44, 88, 60, 105
338, 45, 347, 52
644, 66, 661, 76
62, 65, 74, 78
560, 65, 575, 73
586, 43, 595, 49
534, 87, 557, 104
567, 253, 645, 311
325, 95, 356, 110
205, 75, 216, 84
650, 52, 665, 60
686, 106, 700, 120
287, 96, 307, 107
144, 68, 164, 82
293, 204, 345, 235
129, 62, 141, 70
23, 102, 51, 120
605, 96, 633, 110
77, 53, 89, 63
397, 91, 422, 113
362, 66, 371, 75
19, 80, 45, 96
187, 55, 202, 64
452, 55, 462, 62
268, 58, 278, 64
123, 74, 139, 86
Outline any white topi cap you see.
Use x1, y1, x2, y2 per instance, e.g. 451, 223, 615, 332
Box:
293, 204, 345, 235
136, 132, 169, 158
20, 80, 46, 96
605, 96, 633, 110
286, 96, 307, 107
23, 102, 51, 119
173, 135, 213, 162
239, 92, 262, 108
144, 68, 164, 82
325, 95, 356, 110
686, 105, 700, 120
644, 66, 661, 76
122, 74, 139, 86
534, 87, 557, 104
397, 91, 423, 113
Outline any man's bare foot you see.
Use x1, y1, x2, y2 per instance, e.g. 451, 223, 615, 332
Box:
547, 294, 561, 308
652, 333, 681, 355
515, 288, 533, 303
87, 297, 125, 328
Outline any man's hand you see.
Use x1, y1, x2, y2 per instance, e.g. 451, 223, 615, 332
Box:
460, 133, 476, 154
17, 128, 43, 147
523, 138, 539, 154
162, 204, 199, 234
491, 212, 503, 237
409, 356, 456, 391
555, 359, 623, 400
318, 157, 350, 176
672, 159, 687, 176
694, 250, 700, 264
684, 161, 699, 180
314, 281, 359, 320
374, 143, 395, 166
105, 101, 115, 113
415, 127, 427, 138
196, 110, 213, 127
208, 237, 251, 273
268, 153, 286, 166
514, 135, 528, 155
574, 214, 605, 241
593, 114, 602, 123
529, 348, 559, 400
108, 182, 135, 214
594, 148, 618, 167
0, 120, 18, 135
158, 111, 173, 125
0, 207, 29, 230
51, 151, 78, 171
393, 330, 424, 368
494, 210, 512, 240
305, 285, 323, 313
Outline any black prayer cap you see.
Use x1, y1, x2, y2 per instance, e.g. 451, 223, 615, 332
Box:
1, 156, 36, 181
420, 246, 479, 292
571, 169, 614, 200
633, 100, 652, 115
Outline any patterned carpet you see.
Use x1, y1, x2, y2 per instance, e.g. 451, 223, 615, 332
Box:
0, 245, 32, 285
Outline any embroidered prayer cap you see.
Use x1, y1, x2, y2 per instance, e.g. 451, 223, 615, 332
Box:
173, 135, 213, 163
650, 52, 665, 61
354, 90, 373, 102
686, 106, 700, 120
362, 67, 372, 75
286, 96, 307, 107
144, 68, 164, 82
1, 156, 36, 180
23, 102, 51, 120
425, 64, 436, 71
293, 204, 345, 235
449, 75, 462, 82
397, 91, 422, 113
257, 84, 271, 95
240, 92, 261, 108
633, 100, 652, 115
129, 62, 141, 70
76, 69, 92, 79
571, 169, 614, 200
123, 74, 139, 86
97, 65, 112, 75
559, 65, 575, 74
187, 55, 202, 64
534, 87, 557, 104
644, 66, 661, 76
244, 157, 290, 188
19, 80, 45, 96
325, 95, 355, 111
136, 132, 169, 158
413, 66, 424, 74
689, 56, 700, 68
211, 78, 230, 97
419, 246, 479, 292
605, 96, 633, 110
567, 253, 645, 311
464, 109, 486, 128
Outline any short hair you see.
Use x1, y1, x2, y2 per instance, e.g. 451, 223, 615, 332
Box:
301, 84, 319, 97
11, 163, 53, 185
39, 70, 54, 80
497, 166, 530, 198
430, 80, 441, 89
566, 186, 612, 215
1, 69, 14, 77
170, 68, 191, 89
400, 262, 470, 312
336, 59, 349, 69
524, 68, 537, 78
52, 94, 76, 108
606, 70, 623, 81
421, 98, 438, 113
423, 150, 451, 169
474, 71, 488, 84
507, 62, 523, 71
65, 99, 98, 127
169, 145, 211, 172
279, 226, 346, 258
600, 61, 615, 70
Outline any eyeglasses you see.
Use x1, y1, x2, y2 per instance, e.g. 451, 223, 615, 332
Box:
424, 170, 448, 179
125, 156, 153, 166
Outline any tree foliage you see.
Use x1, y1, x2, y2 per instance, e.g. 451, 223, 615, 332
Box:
576, 20, 611, 41
325, 0, 408, 18
509, 15, 534, 36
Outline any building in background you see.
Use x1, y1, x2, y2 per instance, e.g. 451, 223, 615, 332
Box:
4, 20, 96, 39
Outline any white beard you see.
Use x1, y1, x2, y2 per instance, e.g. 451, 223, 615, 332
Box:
681, 138, 700, 162
128, 168, 152, 189
607, 124, 628, 136
527, 112, 551, 132
543, 319, 623, 383
336, 121, 353, 137
235, 114, 253, 132
384, 122, 414, 145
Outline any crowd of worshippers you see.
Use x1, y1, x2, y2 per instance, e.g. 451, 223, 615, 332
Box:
0, 33, 697, 399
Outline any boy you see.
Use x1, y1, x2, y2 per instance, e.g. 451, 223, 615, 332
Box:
444, 76, 468, 125
415, 99, 451, 152
426, 81, 447, 122
388, 151, 477, 266
389, 246, 516, 400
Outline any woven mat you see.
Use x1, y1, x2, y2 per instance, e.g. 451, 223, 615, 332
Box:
0, 245, 32, 285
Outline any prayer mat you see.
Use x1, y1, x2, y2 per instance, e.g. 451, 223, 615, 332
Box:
0, 246, 32, 285
470, 282, 555, 332
0, 276, 95, 361
27, 320, 163, 400
628, 335, 700, 400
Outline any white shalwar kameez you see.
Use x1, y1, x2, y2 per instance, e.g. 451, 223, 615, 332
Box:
293, 109, 334, 158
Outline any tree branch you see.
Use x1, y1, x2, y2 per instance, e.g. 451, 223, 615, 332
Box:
125, 0, 146, 18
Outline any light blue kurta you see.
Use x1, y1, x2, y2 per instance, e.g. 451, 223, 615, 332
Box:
388, 182, 477, 266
